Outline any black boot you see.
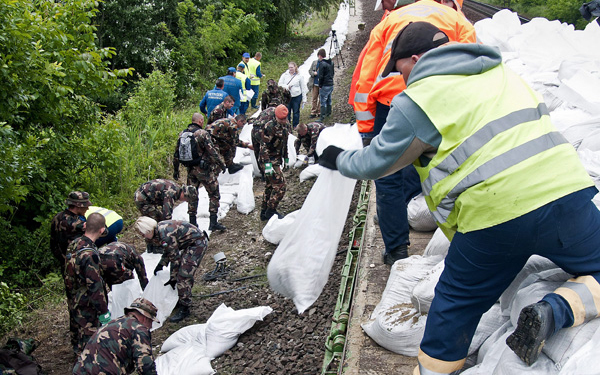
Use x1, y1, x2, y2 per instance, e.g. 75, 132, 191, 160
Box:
260, 209, 267, 221
169, 304, 190, 323
228, 163, 244, 174
383, 245, 408, 266
208, 214, 226, 231
326, 104, 332, 117
264, 208, 283, 221
319, 105, 327, 122
506, 301, 556, 365
189, 214, 198, 227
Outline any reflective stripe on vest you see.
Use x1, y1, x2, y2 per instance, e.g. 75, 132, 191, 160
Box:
356, 111, 375, 121
354, 92, 369, 104
432, 131, 568, 223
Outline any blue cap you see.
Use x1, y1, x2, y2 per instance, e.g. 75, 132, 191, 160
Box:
242, 52, 250, 58
237, 63, 245, 68
227, 67, 236, 73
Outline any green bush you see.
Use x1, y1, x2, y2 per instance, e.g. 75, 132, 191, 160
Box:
0, 282, 27, 336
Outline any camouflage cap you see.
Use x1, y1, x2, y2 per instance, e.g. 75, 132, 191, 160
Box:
125, 297, 159, 322
65, 191, 92, 207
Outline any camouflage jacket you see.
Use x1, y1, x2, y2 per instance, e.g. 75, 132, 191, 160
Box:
98, 242, 149, 289
154, 220, 207, 267
50, 208, 86, 267
253, 107, 276, 129
173, 124, 225, 171
207, 102, 229, 124
134, 179, 181, 220
205, 118, 244, 151
261, 86, 291, 110
259, 118, 290, 164
64, 236, 108, 323
72, 314, 157, 375
295, 122, 326, 158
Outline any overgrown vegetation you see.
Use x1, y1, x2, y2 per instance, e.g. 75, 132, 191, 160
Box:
487, 0, 593, 29
0, 0, 339, 336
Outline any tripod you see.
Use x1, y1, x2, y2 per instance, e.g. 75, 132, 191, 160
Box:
328, 30, 345, 68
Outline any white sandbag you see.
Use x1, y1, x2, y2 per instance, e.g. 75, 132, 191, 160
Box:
235, 165, 255, 214
467, 303, 509, 357
499, 255, 559, 315
287, 134, 297, 167
108, 278, 142, 319
559, 323, 600, 374
407, 193, 437, 232
233, 147, 253, 165
411, 260, 444, 314
204, 303, 273, 359
239, 123, 252, 143
299, 164, 324, 181
476, 320, 513, 365
294, 155, 307, 169
155, 342, 214, 375
361, 255, 443, 356
268, 123, 362, 313
142, 268, 179, 331
545, 317, 600, 369
245, 89, 254, 102
262, 210, 299, 245
423, 228, 450, 258
161, 323, 207, 353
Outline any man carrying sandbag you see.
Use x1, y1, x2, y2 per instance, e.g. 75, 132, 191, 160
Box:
320, 22, 600, 374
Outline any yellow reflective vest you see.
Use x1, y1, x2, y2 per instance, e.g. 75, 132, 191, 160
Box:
247, 58, 261, 86
407, 63, 593, 239
235, 71, 249, 102
85, 206, 122, 227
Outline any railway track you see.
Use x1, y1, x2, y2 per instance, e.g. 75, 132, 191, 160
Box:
463, 0, 530, 23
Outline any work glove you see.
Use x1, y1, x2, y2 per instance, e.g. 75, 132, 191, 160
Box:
301, 102, 306, 110
318, 146, 344, 170
264, 162, 274, 176
283, 158, 289, 171
164, 278, 177, 290
153, 263, 164, 276
173, 169, 180, 181
99, 311, 111, 326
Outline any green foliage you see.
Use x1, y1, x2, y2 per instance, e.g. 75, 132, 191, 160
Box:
545, 0, 590, 28
0, 282, 26, 336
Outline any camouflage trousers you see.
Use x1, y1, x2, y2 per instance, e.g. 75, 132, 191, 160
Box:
69, 305, 100, 356
251, 126, 264, 174
170, 238, 207, 306
187, 165, 220, 215
262, 164, 286, 211
215, 141, 236, 167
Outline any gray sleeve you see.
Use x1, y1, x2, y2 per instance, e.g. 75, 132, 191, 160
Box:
337, 94, 440, 180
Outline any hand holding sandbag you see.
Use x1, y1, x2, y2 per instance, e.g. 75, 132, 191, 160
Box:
318, 146, 344, 170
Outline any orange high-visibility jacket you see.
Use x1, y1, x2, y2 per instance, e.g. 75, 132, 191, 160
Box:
354, 0, 476, 133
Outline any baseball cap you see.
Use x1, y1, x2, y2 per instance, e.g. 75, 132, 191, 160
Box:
227, 67, 236, 73
242, 52, 250, 58
238, 63, 246, 69
125, 298, 159, 322
381, 22, 449, 77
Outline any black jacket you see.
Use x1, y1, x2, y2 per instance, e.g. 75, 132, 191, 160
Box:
318, 58, 334, 88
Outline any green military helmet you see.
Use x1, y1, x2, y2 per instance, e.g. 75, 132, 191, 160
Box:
125, 297, 159, 322
65, 191, 92, 207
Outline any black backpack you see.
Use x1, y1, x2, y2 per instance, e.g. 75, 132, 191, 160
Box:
178, 130, 203, 167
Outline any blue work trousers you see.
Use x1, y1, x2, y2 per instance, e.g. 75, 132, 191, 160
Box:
319, 85, 333, 108
287, 95, 302, 129
420, 187, 600, 364
372, 102, 422, 252
239, 101, 249, 115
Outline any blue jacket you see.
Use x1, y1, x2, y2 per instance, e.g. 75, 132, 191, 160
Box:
219, 75, 242, 111
199, 88, 229, 115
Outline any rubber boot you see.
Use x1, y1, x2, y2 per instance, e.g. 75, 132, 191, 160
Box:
506, 301, 556, 365
326, 104, 332, 117
189, 214, 198, 227
228, 163, 244, 174
169, 304, 190, 323
319, 105, 327, 122
383, 245, 408, 266
208, 214, 226, 231
264, 208, 283, 221
260, 209, 267, 221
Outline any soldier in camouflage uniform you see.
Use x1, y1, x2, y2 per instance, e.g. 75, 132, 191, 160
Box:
73, 297, 159, 375
207, 95, 234, 125
98, 241, 149, 290
251, 107, 277, 177
135, 216, 209, 323
295, 122, 326, 163
50, 191, 91, 273
173, 113, 227, 231
205, 114, 253, 175
134, 179, 194, 222
260, 105, 291, 221
261, 79, 291, 110
64, 213, 111, 356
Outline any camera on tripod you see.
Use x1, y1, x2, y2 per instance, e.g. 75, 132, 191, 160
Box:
331, 29, 337, 36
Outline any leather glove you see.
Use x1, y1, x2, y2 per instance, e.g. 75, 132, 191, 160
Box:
99, 311, 111, 326
362, 137, 373, 147
319, 146, 344, 170
153, 263, 164, 276
164, 278, 177, 289
173, 169, 180, 180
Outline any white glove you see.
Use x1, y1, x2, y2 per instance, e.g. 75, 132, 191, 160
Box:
301, 102, 305, 110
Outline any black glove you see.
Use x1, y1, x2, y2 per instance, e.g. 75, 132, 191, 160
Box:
164, 278, 177, 289
153, 263, 164, 276
173, 170, 180, 180
319, 146, 344, 170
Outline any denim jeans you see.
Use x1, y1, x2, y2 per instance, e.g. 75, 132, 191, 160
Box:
287, 95, 302, 128
319, 85, 333, 108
